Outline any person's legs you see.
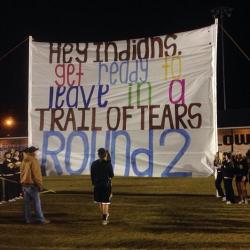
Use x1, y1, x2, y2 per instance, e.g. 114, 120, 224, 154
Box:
94, 186, 103, 217
100, 203, 109, 217
101, 185, 112, 224
236, 180, 243, 202
101, 203, 110, 225
224, 178, 230, 201
228, 179, 235, 203
31, 186, 46, 223
215, 172, 224, 197
241, 181, 248, 203
23, 186, 32, 223
102, 204, 109, 215
99, 203, 103, 213
224, 178, 235, 203
8, 177, 17, 200
5, 179, 11, 201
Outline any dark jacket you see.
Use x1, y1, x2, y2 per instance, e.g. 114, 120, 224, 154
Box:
222, 160, 235, 178
235, 158, 249, 176
2, 159, 15, 175
90, 159, 114, 187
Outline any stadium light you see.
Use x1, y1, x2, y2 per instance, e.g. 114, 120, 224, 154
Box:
2, 116, 16, 128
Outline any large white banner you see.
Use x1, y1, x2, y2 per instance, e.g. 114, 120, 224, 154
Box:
29, 22, 218, 177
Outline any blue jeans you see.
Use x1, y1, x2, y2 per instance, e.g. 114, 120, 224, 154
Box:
22, 185, 45, 223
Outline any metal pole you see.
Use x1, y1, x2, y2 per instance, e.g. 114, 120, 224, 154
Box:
1, 178, 5, 201
220, 15, 227, 111
231, 128, 234, 152
211, 7, 233, 111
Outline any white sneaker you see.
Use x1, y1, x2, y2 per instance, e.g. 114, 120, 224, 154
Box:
8, 199, 16, 202
238, 200, 244, 204
226, 201, 232, 205
102, 220, 108, 225
102, 214, 109, 225
244, 199, 248, 204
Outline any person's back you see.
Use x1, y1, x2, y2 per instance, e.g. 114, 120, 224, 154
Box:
90, 148, 114, 226
20, 154, 43, 190
91, 159, 113, 187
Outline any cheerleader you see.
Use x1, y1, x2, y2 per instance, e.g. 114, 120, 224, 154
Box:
222, 152, 235, 204
235, 153, 249, 204
214, 152, 225, 198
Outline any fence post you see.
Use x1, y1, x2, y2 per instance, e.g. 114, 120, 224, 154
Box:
1, 178, 5, 201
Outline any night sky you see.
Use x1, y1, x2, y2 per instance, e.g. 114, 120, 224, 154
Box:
0, 0, 249, 136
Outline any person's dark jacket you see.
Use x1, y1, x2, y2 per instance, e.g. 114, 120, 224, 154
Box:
91, 159, 114, 187
222, 160, 235, 178
2, 159, 15, 175
235, 158, 249, 176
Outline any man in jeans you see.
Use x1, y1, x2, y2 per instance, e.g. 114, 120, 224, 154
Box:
20, 146, 50, 224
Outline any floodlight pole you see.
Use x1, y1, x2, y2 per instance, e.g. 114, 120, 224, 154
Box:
211, 7, 233, 111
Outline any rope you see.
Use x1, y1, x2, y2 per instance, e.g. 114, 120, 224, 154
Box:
219, 24, 250, 61
0, 37, 29, 63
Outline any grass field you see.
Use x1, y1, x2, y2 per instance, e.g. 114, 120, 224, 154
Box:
0, 176, 250, 250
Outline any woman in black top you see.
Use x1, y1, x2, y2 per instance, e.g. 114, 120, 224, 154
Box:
235, 154, 249, 204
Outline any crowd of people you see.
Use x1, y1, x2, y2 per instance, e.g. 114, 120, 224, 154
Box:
214, 150, 250, 204
0, 148, 23, 203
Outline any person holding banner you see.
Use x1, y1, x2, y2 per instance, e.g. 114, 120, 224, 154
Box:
214, 152, 225, 199
91, 148, 114, 225
20, 146, 50, 224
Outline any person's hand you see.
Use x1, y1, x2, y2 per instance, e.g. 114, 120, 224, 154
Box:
7, 163, 14, 168
15, 161, 21, 167
38, 186, 45, 192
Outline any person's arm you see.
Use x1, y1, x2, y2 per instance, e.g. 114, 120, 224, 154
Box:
108, 163, 114, 178
20, 162, 24, 181
31, 158, 43, 190
90, 162, 95, 185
